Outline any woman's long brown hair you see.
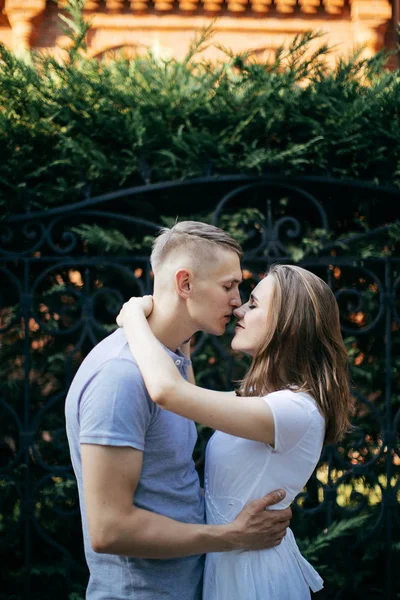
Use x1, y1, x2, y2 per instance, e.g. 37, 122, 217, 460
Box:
238, 265, 353, 444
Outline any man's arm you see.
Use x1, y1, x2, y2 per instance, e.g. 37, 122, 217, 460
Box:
82, 444, 291, 559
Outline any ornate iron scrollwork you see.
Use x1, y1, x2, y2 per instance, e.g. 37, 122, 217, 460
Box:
0, 175, 399, 599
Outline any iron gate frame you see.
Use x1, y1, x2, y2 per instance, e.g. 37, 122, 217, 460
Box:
0, 174, 399, 600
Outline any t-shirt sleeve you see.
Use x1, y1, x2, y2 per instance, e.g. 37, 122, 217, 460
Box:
263, 390, 317, 454
79, 358, 152, 451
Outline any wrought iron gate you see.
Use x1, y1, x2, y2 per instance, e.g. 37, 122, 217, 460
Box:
0, 175, 399, 600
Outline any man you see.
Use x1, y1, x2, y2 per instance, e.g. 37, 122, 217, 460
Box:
65, 221, 292, 599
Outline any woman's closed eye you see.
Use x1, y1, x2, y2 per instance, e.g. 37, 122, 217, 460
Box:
248, 304, 256, 310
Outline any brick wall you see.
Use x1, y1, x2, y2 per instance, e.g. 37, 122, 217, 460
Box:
0, 0, 396, 66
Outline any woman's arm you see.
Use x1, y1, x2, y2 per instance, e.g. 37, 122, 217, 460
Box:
118, 298, 275, 446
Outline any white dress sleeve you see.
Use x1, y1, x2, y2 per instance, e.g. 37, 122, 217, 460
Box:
263, 390, 322, 454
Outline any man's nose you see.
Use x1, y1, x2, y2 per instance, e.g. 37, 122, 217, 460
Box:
230, 289, 242, 308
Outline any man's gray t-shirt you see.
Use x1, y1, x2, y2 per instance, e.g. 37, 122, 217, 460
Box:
65, 328, 205, 599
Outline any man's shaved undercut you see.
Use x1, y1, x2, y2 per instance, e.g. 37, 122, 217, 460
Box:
150, 221, 243, 276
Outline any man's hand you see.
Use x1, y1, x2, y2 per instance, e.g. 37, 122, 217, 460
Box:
116, 296, 153, 327
228, 489, 292, 551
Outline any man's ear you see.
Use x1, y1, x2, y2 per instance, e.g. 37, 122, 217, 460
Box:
175, 269, 193, 299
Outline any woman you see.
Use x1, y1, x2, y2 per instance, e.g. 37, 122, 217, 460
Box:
116, 264, 352, 600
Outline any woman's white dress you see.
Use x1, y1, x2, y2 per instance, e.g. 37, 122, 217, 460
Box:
203, 389, 325, 600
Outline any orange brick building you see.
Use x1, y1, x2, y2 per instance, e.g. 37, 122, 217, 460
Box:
0, 0, 397, 65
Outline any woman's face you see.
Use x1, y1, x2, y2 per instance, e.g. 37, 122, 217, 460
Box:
231, 275, 275, 357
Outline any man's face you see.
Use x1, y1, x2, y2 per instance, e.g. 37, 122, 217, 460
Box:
187, 250, 242, 336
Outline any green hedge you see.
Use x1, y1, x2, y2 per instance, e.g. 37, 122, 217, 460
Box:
1, 1, 400, 217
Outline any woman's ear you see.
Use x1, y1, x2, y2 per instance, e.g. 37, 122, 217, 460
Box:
175, 269, 193, 299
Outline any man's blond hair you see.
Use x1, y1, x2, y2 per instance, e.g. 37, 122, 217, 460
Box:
150, 221, 243, 274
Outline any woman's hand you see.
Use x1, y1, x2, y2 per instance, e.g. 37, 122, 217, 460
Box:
115, 294, 181, 405
116, 296, 153, 327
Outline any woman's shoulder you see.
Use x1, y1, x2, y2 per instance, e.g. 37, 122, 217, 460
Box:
262, 389, 325, 453
264, 387, 313, 402
264, 388, 324, 420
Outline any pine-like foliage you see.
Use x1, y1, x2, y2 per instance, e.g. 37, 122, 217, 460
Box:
0, 1, 399, 215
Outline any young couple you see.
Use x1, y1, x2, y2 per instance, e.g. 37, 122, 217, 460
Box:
66, 220, 352, 600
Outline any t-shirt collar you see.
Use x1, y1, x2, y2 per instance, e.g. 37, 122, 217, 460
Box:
162, 344, 192, 369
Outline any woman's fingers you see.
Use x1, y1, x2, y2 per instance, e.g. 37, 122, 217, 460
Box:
116, 296, 154, 327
